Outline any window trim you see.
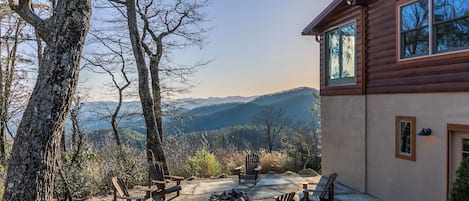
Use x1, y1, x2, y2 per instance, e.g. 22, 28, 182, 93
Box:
395, 116, 416, 161
397, 0, 469, 62
324, 20, 357, 86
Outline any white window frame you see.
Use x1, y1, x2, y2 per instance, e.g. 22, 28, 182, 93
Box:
398, 0, 469, 61
395, 116, 416, 161
324, 20, 357, 86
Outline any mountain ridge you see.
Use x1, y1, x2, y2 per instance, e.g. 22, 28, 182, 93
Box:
75, 87, 318, 135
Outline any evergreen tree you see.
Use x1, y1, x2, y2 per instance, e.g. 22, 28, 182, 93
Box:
451, 157, 469, 201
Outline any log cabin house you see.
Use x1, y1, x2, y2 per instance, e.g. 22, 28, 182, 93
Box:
302, 0, 469, 200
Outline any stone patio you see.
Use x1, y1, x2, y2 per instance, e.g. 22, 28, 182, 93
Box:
90, 174, 382, 201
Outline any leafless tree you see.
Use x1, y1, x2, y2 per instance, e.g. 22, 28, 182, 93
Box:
3, 0, 91, 200
136, 0, 210, 141
82, 33, 134, 147
105, 0, 209, 173
0, 3, 32, 162
252, 106, 288, 153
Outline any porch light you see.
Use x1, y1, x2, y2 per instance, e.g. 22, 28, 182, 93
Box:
417, 128, 432, 136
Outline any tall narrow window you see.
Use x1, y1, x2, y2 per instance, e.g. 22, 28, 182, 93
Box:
325, 22, 356, 86
395, 116, 416, 161
399, 0, 469, 59
463, 139, 469, 160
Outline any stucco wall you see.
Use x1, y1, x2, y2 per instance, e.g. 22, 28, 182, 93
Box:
321, 95, 366, 192
366, 93, 469, 201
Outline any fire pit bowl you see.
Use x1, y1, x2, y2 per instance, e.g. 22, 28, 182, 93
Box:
209, 189, 249, 201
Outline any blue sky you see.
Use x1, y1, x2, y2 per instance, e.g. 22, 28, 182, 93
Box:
82, 0, 333, 100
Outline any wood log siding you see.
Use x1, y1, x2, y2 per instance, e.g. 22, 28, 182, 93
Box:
315, 0, 469, 96
319, 3, 364, 96
367, 0, 469, 94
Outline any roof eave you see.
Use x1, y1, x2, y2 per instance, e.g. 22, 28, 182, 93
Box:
302, 0, 344, 36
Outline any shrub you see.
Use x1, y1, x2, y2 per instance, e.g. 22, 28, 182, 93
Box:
450, 157, 469, 201
258, 150, 287, 174
215, 149, 245, 174
185, 148, 221, 178
89, 145, 147, 194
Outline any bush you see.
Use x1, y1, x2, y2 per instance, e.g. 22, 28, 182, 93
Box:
450, 157, 469, 201
215, 149, 245, 174
258, 150, 287, 174
185, 148, 221, 178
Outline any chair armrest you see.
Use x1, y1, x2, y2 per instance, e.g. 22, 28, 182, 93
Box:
233, 166, 243, 175
254, 165, 262, 172
303, 189, 331, 193
164, 175, 184, 181
151, 180, 166, 184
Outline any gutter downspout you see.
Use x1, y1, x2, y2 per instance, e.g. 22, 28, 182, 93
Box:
361, 3, 369, 194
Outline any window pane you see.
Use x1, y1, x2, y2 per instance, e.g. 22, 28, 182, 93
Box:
402, 27, 430, 57
435, 17, 469, 51
340, 24, 355, 78
327, 30, 340, 80
463, 152, 469, 160
463, 139, 469, 151
401, 0, 429, 31
400, 121, 412, 154
433, 0, 469, 22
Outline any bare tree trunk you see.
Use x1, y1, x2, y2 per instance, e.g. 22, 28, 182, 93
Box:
124, 0, 168, 173
149, 57, 163, 142
3, 0, 91, 200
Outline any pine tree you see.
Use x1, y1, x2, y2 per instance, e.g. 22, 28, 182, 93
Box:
450, 157, 469, 201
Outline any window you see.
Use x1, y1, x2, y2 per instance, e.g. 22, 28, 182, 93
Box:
399, 0, 469, 59
463, 139, 469, 160
395, 116, 416, 161
325, 22, 356, 85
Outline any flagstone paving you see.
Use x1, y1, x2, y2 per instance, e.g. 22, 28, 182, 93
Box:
89, 174, 382, 201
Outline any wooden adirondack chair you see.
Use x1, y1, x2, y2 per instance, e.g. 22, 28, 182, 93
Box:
149, 162, 184, 200
112, 177, 150, 201
300, 173, 338, 201
275, 192, 295, 201
233, 153, 262, 185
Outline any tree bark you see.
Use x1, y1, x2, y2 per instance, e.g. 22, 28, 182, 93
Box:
3, 0, 91, 200
149, 56, 163, 142
125, 0, 168, 173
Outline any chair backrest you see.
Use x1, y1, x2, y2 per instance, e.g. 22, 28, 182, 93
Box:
276, 192, 295, 201
149, 161, 165, 181
319, 173, 338, 199
245, 153, 260, 175
112, 177, 130, 197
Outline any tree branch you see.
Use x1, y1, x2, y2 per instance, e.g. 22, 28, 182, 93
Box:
8, 0, 47, 39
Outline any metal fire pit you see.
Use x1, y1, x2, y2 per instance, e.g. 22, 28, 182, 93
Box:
209, 189, 249, 201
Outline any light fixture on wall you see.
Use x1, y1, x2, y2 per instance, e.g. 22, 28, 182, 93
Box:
346, 0, 376, 6
417, 128, 432, 136
346, 0, 363, 6
346, 0, 356, 5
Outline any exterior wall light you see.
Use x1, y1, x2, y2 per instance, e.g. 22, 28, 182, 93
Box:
417, 128, 432, 136
346, 0, 376, 6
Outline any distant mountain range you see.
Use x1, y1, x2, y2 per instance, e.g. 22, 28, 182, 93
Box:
75, 87, 318, 135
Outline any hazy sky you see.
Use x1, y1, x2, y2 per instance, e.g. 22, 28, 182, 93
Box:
83, 0, 333, 100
